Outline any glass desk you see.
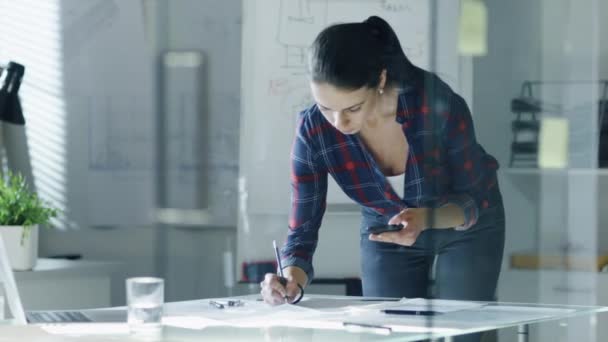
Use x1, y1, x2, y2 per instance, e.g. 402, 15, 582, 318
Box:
2, 294, 607, 341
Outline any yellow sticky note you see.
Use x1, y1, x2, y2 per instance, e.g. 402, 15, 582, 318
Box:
458, 0, 488, 56
538, 117, 569, 169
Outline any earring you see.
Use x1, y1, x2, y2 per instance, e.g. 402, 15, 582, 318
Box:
378, 88, 384, 95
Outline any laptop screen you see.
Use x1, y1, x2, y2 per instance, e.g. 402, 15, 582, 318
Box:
0, 235, 27, 324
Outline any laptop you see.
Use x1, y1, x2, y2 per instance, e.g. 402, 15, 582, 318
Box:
0, 235, 126, 324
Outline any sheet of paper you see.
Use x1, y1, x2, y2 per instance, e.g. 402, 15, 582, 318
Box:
539, 117, 569, 168
164, 298, 321, 325
294, 297, 393, 311
125, 296, 586, 337
41, 323, 129, 336
392, 298, 486, 313
163, 306, 339, 330
162, 316, 225, 330
353, 298, 486, 314
458, 0, 488, 56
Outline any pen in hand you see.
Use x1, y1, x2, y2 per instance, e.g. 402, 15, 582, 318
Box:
273, 240, 289, 302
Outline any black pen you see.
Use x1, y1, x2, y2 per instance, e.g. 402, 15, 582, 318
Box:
382, 309, 440, 316
273, 240, 289, 301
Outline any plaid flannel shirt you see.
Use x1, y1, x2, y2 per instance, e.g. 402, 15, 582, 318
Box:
281, 75, 499, 282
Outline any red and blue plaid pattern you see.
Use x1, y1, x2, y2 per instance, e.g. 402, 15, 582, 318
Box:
281, 76, 499, 281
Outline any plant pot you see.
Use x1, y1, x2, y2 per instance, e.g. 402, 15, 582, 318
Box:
0, 225, 38, 270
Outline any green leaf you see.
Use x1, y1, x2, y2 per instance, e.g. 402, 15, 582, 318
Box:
0, 171, 58, 228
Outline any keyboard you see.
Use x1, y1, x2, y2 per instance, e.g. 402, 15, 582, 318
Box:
26, 311, 92, 323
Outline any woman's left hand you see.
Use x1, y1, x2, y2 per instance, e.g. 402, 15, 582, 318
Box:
369, 208, 429, 246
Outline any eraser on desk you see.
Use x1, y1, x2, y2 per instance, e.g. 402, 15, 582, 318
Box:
538, 117, 569, 168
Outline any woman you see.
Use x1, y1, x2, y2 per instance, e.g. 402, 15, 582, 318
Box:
261, 15, 505, 338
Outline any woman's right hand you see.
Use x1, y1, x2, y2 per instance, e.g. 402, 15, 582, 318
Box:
260, 273, 302, 305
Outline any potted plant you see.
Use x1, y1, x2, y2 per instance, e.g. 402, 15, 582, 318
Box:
0, 171, 57, 270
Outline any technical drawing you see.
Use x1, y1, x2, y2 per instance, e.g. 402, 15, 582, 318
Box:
280, 84, 315, 131
403, 29, 426, 60
166, 91, 203, 184
380, 0, 411, 12
277, 0, 328, 69
87, 95, 153, 171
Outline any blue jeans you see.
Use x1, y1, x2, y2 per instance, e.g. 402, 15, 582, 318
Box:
360, 198, 505, 341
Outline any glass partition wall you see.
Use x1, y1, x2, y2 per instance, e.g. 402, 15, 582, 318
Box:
235, 1, 608, 341
1, 1, 606, 340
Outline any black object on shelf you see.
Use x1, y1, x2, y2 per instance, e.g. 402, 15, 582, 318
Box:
511, 97, 542, 114
47, 254, 83, 261
511, 141, 538, 154
509, 82, 541, 167
509, 80, 608, 168
600, 99, 608, 167
512, 120, 540, 132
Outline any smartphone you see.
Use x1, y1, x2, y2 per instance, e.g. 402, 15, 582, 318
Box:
367, 223, 404, 235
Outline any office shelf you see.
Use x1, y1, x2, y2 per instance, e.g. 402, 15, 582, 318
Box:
509, 80, 608, 168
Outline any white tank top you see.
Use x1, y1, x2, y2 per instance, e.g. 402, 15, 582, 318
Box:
386, 173, 405, 199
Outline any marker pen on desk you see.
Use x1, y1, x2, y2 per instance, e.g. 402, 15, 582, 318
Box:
382, 309, 440, 316
359, 298, 401, 302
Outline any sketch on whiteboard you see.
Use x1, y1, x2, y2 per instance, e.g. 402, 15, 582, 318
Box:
88, 95, 153, 172
280, 84, 314, 132
403, 29, 426, 60
268, 78, 291, 96
166, 92, 203, 182
277, 0, 328, 70
380, 0, 411, 12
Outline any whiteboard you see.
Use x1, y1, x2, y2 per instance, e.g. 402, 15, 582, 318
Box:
240, 0, 461, 214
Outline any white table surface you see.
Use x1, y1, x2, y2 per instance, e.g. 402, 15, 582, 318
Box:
2, 294, 608, 341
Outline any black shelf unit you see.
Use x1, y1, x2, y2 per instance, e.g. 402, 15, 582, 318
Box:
509, 80, 608, 168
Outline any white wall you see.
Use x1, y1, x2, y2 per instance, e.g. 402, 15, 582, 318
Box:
40, 227, 158, 306
473, 0, 542, 269
165, 0, 241, 222
161, 0, 242, 301
40, 0, 242, 305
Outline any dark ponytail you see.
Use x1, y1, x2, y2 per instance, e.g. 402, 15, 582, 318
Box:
309, 16, 423, 90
